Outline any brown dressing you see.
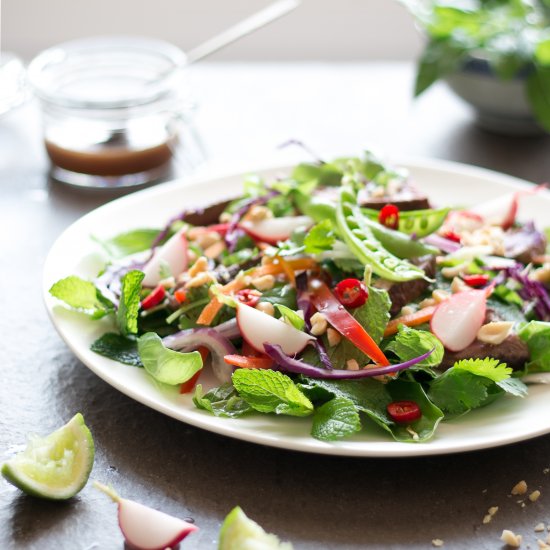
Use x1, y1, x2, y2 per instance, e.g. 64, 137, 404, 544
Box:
45, 140, 173, 177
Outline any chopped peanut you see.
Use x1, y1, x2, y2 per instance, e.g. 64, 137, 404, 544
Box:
431, 539, 444, 548
535, 524, 546, 533
327, 328, 341, 347
246, 205, 272, 222
251, 274, 275, 291
451, 276, 469, 294
185, 271, 215, 289
310, 312, 328, 336
511, 480, 528, 496
219, 211, 232, 223
400, 305, 415, 317
418, 297, 436, 309
477, 322, 513, 345
255, 302, 275, 316
188, 256, 208, 277
530, 490, 541, 502
441, 262, 469, 279
432, 289, 450, 303
204, 240, 226, 260
346, 359, 359, 371
500, 530, 522, 547
195, 231, 221, 250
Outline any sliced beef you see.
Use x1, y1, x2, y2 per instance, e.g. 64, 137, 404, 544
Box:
358, 182, 430, 211
387, 256, 436, 316
440, 334, 529, 372
183, 199, 233, 226
503, 222, 546, 264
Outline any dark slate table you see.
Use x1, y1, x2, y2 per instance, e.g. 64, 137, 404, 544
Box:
2, 62, 550, 550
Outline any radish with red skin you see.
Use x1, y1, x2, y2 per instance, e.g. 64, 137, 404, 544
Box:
236, 302, 314, 355
430, 289, 487, 352
142, 228, 188, 287
240, 215, 312, 245
94, 482, 198, 550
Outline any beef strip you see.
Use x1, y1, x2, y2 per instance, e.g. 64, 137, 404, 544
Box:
440, 334, 529, 372
387, 256, 436, 316
358, 182, 430, 211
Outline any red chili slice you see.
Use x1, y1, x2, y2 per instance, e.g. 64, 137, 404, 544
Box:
387, 401, 422, 424
141, 284, 166, 310
442, 230, 461, 243
334, 278, 369, 309
378, 204, 400, 230
235, 288, 261, 308
462, 274, 490, 287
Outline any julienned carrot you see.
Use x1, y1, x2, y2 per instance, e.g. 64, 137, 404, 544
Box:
224, 354, 273, 369
383, 306, 436, 337
196, 258, 318, 326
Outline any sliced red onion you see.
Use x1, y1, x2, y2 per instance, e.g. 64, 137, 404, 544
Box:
424, 234, 461, 254
263, 343, 434, 380
225, 190, 279, 252
163, 328, 237, 383
94, 260, 145, 308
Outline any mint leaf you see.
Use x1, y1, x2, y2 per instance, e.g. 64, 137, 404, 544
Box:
90, 333, 142, 367
496, 377, 528, 398
232, 369, 313, 417
138, 332, 203, 385
385, 325, 443, 371
193, 384, 251, 418
519, 321, 550, 373
274, 304, 305, 330
303, 220, 335, 254
428, 369, 491, 415
93, 229, 161, 259
311, 397, 361, 441
453, 358, 512, 382
117, 270, 145, 336
49, 275, 112, 319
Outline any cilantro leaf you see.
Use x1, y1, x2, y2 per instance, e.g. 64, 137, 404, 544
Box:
49, 275, 112, 319
311, 397, 362, 441
93, 229, 161, 259
385, 325, 444, 371
303, 220, 335, 254
193, 384, 251, 418
117, 270, 144, 336
90, 333, 142, 367
453, 358, 512, 382
232, 369, 313, 417
518, 321, 550, 373
138, 332, 203, 385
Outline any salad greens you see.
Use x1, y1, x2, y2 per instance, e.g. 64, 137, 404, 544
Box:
49, 150, 550, 444
401, 0, 550, 130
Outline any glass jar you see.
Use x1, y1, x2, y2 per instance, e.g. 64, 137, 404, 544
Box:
28, 36, 201, 188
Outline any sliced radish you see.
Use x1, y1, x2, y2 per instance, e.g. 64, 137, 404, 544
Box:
142, 228, 188, 287
94, 482, 197, 550
470, 184, 546, 230
240, 215, 312, 245
118, 498, 197, 550
236, 303, 314, 355
430, 289, 487, 352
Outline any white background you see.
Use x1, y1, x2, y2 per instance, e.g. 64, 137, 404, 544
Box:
2, 0, 422, 61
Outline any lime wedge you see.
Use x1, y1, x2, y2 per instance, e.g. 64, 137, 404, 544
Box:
219, 506, 293, 550
1, 413, 94, 500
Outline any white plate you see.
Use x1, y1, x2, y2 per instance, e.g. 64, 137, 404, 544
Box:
43, 158, 550, 457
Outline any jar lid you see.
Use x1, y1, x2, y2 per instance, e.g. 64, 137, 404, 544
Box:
27, 36, 190, 109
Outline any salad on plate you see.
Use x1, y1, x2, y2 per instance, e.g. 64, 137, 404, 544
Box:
48, 151, 550, 444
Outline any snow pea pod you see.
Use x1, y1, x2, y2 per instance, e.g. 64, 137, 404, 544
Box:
336, 189, 425, 282
361, 207, 451, 238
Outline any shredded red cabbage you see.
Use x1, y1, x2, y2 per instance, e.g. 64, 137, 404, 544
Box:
263, 343, 433, 380
502, 265, 550, 321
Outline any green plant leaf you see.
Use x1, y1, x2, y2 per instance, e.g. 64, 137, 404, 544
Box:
117, 270, 145, 336
90, 333, 142, 367
232, 369, 313, 417
93, 229, 162, 259
49, 275, 112, 319
303, 220, 336, 254
311, 397, 362, 441
527, 66, 550, 131
385, 325, 444, 371
193, 384, 251, 418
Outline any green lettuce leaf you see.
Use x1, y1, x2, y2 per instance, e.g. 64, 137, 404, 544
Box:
49, 275, 112, 319
232, 369, 313, 417
117, 270, 145, 336
137, 332, 203, 385
311, 397, 361, 441
193, 384, 251, 418
93, 229, 161, 259
90, 333, 142, 367
518, 321, 550, 373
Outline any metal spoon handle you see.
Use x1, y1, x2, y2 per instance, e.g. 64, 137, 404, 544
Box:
185, 0, 301, 64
